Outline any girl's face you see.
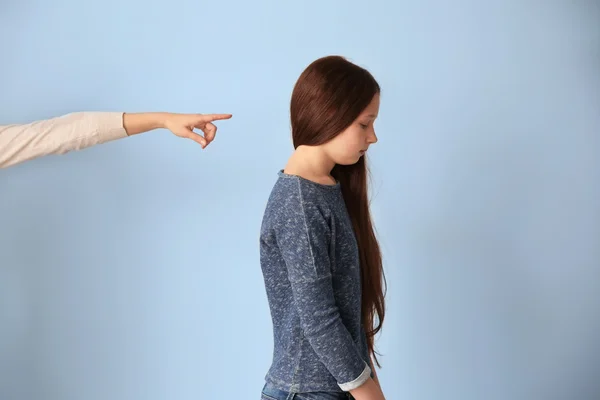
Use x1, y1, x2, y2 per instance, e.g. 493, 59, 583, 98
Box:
322, 94, 380, 166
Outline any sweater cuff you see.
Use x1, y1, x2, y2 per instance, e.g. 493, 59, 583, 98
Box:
92, 112, 128, 142
338, 363, 371, 392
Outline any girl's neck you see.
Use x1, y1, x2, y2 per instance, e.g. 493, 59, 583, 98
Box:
284, 145, 336, 185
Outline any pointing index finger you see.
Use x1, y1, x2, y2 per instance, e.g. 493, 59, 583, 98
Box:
201, 113, 232, 122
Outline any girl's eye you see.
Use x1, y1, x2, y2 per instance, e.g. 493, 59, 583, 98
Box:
359, 123, 368, 129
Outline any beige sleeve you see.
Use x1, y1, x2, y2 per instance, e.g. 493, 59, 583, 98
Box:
0, 112, 128, 169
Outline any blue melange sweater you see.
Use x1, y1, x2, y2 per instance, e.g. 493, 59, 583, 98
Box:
259, 171, 372, 393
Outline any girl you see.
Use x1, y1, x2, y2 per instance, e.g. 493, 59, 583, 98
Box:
259, 56, 387, 400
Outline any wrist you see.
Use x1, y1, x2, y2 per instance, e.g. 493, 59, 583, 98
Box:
152, 112, 169, 130
123, 112, 168, 135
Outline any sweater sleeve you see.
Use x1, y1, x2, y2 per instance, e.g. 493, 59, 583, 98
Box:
0, 112, 127, 168
274, 179, 371, 391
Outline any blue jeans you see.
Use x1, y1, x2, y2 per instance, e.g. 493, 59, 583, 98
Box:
261, 383, 354, 400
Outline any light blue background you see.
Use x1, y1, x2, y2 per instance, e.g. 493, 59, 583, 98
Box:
1, 1, 599, 399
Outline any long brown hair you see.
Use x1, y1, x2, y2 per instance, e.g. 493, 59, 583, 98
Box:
290, 55, 386, 367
